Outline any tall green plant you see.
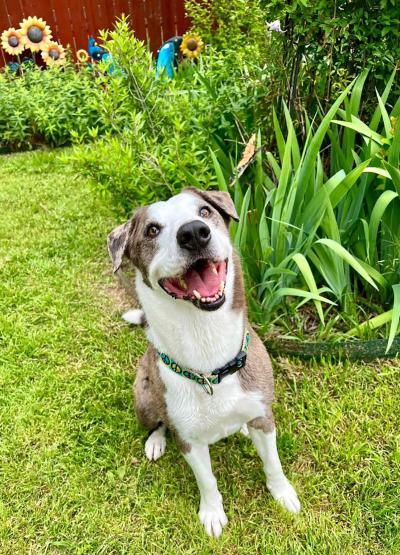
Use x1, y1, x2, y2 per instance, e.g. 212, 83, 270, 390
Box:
210, 76, 400, 346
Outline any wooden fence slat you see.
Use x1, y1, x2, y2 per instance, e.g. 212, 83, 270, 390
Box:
0, 0, 188, 65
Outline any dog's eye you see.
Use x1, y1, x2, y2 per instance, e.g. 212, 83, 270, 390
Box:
199, 206, 211, 218
146, 224, 160, 238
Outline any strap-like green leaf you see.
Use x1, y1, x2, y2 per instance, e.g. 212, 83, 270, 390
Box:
386, 284, 400, 353
316, 238, 378, 290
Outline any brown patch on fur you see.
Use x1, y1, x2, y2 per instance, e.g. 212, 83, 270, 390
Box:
232, 250, 247, 314
184, 188, 239, 225
108, 207, 160, 289
239, 325, 275, 431
248, 414, 275, 434
125, 207, 158, 288
134, 344, 191, 453
174, 435, 192, 454
107, 220, 133, 273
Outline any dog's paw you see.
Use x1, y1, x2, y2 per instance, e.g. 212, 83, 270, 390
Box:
199, 504, 228, 537
240, 423, 249, 437
268, 479, 301, 514
144, 430, 166, 461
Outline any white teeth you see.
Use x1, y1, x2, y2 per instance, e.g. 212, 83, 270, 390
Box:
178, 277, 187, 290
193, 289, 201, 300
219, 281, 225, 293
201, 297, 206, 303
210, 262, 218, 275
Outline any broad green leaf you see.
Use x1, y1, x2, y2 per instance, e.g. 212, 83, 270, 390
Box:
295, 83, 354, 200
332, 118, 383, 145
292, 253, 325, 323
354, 256, 387, 288
234, 186, 251, 250
346, 310, 393, 337
272, 287, 336, 305
283, 102, 301, 168
266, 151, 281, 180
370, 69, 396, 131
386, 284, 400, 353
369, 190, 398, 262
382, 162, 400, 196
388, 114, 400, 167
363, 167, 391, 179
330, 159, 371, 208
300, 170, 345, 231
210, 149, 228, 192
376, 90, 392, 137
271, 125, 293, 262
273, 107, 285, 163
316, 238, 378, 290
181, 168, 202, 188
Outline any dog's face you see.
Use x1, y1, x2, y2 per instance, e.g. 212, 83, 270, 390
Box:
108, 188, 239, 311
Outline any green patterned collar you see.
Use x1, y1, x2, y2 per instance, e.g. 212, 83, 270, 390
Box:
158, 330, 250, 395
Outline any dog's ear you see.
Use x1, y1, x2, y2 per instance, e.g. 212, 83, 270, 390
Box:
185, 188, 239, 222
108, 207, 148, 273
108, 220, 132, 273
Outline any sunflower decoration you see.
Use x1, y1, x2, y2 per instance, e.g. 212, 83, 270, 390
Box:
41, 41, 66, 66
180, 32, 203, 60
76, 48, 89, 64
20, 16, 52, 52
1, 27, 25, 55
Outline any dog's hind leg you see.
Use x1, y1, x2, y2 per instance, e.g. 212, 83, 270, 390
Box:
122, 308, 145, 325
248, 421, 301, 514
134, 346, 168, 461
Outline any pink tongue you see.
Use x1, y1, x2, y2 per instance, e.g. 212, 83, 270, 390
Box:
185, 265, 220, 297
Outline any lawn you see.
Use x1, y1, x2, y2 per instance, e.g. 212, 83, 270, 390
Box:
0, 150, 399, 554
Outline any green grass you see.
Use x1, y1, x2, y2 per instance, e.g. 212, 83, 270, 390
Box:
0, 150, 399, 554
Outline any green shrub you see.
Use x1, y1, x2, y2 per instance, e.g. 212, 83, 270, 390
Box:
208, 73, 400, 346
185, 0, 267, 57
186, 0, 400, 115
0, 64, 104, 151
70, 17, 282, 212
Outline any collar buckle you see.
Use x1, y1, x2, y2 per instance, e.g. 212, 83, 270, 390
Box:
159, 330, 250, 390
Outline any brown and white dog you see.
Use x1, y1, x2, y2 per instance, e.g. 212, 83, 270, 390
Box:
108, 187, 300, 537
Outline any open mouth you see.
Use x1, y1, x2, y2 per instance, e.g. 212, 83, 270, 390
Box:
159, 258, 227, 311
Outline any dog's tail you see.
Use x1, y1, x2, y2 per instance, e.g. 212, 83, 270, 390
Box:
122, 308, 146, 326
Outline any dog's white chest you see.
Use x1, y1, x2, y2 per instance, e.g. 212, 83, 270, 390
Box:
159, 363, 265, 444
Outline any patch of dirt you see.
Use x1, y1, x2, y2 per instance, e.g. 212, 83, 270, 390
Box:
100, 266, 138, 315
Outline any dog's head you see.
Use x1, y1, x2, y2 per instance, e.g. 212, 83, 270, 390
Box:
108, 188, 239, 311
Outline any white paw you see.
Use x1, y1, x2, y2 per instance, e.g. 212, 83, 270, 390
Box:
144, 430, 166, 461
122, 309, 144, 325
199, 504, 228, 538
268, 479, 301, 514
240, 423, 249, 437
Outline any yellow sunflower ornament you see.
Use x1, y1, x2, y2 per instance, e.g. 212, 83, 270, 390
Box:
180, 32, 203, 59
20, 16, 52, 52
1, 27, 25, 55
41, 42, 66, 66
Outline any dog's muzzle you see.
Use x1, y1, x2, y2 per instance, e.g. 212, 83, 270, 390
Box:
159, 257, 228, 311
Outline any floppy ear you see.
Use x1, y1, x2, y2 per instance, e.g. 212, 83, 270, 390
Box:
184, 187, 239, 222
107, 220, 132, 273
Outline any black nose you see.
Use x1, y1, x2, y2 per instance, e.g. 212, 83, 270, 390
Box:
177, 220, 211, 251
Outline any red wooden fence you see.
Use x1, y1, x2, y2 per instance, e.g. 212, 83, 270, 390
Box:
0, 0, 189, 64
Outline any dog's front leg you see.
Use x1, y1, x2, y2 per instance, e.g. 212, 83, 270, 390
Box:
183, 443, 228, 537
249, 426, 301, 514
